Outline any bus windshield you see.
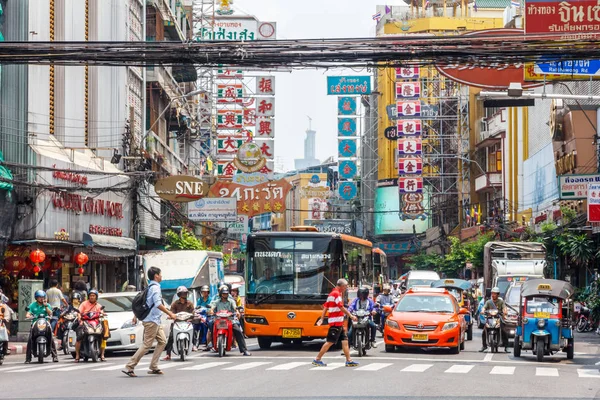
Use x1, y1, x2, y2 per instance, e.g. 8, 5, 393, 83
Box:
246, 235, 341, 301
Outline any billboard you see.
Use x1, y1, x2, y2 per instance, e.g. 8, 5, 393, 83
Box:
374, 186, 430, 236
188, 198, 237, 222
558, 173, 600, 200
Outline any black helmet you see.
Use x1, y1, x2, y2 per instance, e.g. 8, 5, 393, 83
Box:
71, 292, 82, 302
357, 287, 369, 298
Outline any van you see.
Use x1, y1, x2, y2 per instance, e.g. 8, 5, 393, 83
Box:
403, 270, 441, 291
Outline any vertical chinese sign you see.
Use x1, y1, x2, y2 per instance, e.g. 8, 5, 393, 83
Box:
254, 75, 276, 174
396, 67, 427, 220
216, 68, 245, 178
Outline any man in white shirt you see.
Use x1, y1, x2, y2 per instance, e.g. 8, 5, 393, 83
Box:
46, 280, 68, 331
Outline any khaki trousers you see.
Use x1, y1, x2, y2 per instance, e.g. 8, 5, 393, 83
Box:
125, 321, 167, 371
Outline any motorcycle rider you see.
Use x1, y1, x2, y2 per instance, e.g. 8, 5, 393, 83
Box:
75, 289, 105, 362
25, 290, 58, 363
163, 286, 194, 361
347, 287, 378, 348
376, 285, 394, 330
56, 292, 82, 351
209, 285, 251, 356
391, 282, 401, 298
479, 287, 509, 353
0, 294, 10, 361
196, 285, 211, 350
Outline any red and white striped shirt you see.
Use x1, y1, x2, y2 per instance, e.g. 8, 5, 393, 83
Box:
324, 288, 344, 326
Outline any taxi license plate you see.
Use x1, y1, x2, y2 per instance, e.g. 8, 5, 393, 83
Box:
534, 312, 550, 319
282, 328, 302, 339
412, 333, 428, 342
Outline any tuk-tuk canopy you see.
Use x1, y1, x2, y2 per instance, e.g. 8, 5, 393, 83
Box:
520, 279, 574, 300
430, 278, 471, 291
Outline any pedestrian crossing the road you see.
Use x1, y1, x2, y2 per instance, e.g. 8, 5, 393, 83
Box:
2, 358, 599, 378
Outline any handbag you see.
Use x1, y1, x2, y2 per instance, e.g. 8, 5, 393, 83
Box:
0, 326, 8, 342
102, 319, 111, 340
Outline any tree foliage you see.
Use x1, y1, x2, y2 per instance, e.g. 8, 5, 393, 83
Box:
165, 228, 233, 265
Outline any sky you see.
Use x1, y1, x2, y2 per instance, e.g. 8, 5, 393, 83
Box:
231, 0, 406, 172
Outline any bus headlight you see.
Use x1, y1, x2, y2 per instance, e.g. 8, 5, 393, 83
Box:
245, 315, 269, 325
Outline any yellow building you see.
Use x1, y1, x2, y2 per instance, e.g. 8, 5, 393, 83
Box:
283, 173, 331, 230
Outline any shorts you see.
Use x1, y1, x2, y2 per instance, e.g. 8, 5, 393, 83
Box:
326, 325, 348, 343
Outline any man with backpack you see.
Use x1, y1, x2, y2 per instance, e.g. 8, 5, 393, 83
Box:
122, 267, 176, 377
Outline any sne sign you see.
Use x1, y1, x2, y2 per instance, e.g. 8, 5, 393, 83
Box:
154, 175, 210, 202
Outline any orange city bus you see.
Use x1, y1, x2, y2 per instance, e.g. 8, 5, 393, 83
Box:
244, 226, 373, 349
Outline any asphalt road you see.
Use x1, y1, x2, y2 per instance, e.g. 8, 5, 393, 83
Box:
1, 329, 599, 400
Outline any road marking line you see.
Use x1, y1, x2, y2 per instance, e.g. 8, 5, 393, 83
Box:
153, 362, 192, 370
92, 362, 149, 371
577, 369, 600, 378
179, 361, 231, 371
6, 364, 64, 373
490, 366, 515, 375
266, 362, 309, 371
483, 353, 494, 362
223, 361, 272, 370
310, 362, 345, 371
401, 364, 433, 372
0, 365, 41, 372
354, 363, 393, 371
445, 365, 474, 374
51, 363, 114, 372
536, 367, 559, 377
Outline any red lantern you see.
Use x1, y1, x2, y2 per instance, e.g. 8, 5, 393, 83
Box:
33, 264, 41, 276
29, 249, 46, 264
75, 252, 89, 266
77, 266, 84, 276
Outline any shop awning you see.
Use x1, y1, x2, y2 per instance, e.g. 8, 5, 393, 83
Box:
83, 233, 136, 258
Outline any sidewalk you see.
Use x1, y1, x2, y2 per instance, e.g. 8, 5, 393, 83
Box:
7, 342, 27, 355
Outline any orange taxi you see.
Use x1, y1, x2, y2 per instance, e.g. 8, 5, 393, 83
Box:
383, 287, 468, 354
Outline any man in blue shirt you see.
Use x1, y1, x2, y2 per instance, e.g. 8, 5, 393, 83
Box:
123, 267, 176, 377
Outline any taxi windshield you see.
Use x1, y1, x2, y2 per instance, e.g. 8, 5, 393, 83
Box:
396, 295, 455, 313
526, 297, 559, 315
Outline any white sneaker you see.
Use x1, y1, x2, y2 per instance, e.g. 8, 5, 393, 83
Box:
371, 341, 378, 348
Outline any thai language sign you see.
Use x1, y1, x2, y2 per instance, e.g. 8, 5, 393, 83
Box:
558, 174, 600, 199
326, 76, 371, 95
187, 198, 238, 222
525, 0, 600, 34
305, 219, 354, 235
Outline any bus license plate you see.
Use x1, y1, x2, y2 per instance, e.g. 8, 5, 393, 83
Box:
534, 312, 550, 319
282, 328, 302, 339
412, 333, 428, 342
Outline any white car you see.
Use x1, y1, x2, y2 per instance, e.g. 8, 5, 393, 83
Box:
98, 292, 170, 352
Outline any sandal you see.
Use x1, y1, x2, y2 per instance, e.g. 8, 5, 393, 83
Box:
121, 370, 137, 378
147, 369, 164, 375
100, 357, 106, 362
74, 358, 80, 363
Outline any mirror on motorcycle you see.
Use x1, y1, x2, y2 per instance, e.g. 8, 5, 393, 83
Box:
383, 305, 393, 313
459, 307, 469, 315
101, 306, 105, 310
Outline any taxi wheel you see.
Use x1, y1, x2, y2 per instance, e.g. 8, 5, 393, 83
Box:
450, 342, 460, 354
467, 324, 473, 341
385, 344, 395, 353
460, 339, 465, 351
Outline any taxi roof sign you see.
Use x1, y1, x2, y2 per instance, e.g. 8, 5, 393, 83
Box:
537, 283, 552, 291
444, 279, 455, 284
407, 287, 447, 294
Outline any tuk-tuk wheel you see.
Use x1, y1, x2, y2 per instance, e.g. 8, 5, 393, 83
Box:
566, 338, 574, 360
513, 336, 521, 357
536, 337, 544, 362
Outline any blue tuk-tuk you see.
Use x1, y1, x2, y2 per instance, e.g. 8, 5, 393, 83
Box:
431, 279, 474, 341
513, 279, 575, 362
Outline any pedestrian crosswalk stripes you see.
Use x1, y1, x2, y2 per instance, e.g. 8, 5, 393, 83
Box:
1, 359, 597, 378
444, 365, 474, 374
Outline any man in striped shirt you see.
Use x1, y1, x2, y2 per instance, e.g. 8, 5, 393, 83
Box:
312, 279, 358, 367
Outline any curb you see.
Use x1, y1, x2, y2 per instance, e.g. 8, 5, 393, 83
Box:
8, 344, 25, 355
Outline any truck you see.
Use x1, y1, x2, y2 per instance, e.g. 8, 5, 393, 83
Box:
482, 242, 546, 298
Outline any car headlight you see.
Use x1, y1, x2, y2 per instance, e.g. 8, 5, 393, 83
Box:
537, 319, 546, 329
386, 320, 399, 329
442, 322, 459, 331
121, 319, 140, 329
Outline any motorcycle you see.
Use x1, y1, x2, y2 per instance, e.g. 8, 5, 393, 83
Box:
0, 318, 8, 366
375, 303, 392, 333
192, 307, 209, 347
484, 309, 502, 353
56, 310, 78, 355
171, 311, 194, 361
576, 305, 597, 333
29, 315, 53, 363
351, 309, 372, 357
212, 310, 233, 358
77, 310, 104, 362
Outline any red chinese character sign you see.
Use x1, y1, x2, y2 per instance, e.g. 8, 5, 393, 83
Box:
397, 138, 422, 155
587, 183, 600, 222
217, 83, 244, 104
397, 101, 421, 117
255, 139, 275, 159
255, 118, 275, 138
217, 138, 244, 155
217, 160, 239, 178
396, 82, 420, 99
398, 177, 423, 194
397, 120, 421, 136
217, 109, 243, 129
256, 97, 275, 117
396, 67, 420, 80
209, 178, 292, 218
398, 157, 423, 175
256, 76, 275, 95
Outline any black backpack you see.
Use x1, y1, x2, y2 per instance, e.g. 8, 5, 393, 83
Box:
131, 286, 154, 320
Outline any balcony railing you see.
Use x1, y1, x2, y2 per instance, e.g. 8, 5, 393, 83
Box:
486, 109, 507, 137
475, 172, 502, 192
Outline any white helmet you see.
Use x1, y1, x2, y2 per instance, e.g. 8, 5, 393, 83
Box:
491, 287, 501, 294
176, 286, 189, 296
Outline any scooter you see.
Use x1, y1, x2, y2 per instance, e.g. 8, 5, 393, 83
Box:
351, 309, 372, 357
192, 307, 209, 347
29, 315, 53, 363
484, 309, 502, 353
56, 310, 78, 355
77, 310, 104, 362
171, 311, 194, 361
375, 303, 392, 333
0, 318, 8, 366
212, 310, 233, 358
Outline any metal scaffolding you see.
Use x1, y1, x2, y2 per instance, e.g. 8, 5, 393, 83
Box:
360, 69, 379, 241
